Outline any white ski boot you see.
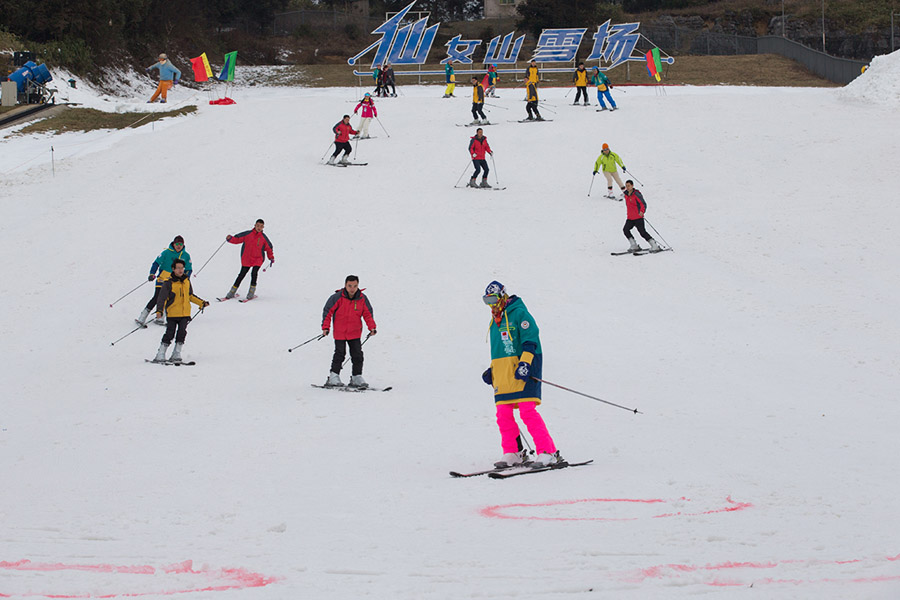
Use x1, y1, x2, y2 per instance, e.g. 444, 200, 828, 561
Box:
325, 372, 344, 387
153, 343, 169, 363
649, 239, 661, 253
628, 238, 641, 253
340, 155, 350, 165
494, 450, 527, 469
154, 312, 165, 326
170, 343, 184, 363
348, 374, 368, 389
326, 155, 336, 165
533, 451, 563, 468
136, 308, 151, 326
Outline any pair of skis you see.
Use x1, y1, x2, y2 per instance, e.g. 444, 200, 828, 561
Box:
610, 248, 673, 256
144, 359, 196, 366
309, 384, 392, 393
450, 459, 593, 479
509, 119, 553, 123
216, 294, 257, 303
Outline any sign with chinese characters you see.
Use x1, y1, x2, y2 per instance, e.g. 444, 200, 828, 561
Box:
348, 1, 672, 76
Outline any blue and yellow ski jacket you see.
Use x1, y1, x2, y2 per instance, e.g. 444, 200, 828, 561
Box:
488, 296, 543, 405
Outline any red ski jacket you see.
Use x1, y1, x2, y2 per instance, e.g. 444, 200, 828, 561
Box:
624, 188, 647, 220
469, 136, 492, 160
322, 288, 376, 340
333, 121, 358, 143
228, 229, 274, 267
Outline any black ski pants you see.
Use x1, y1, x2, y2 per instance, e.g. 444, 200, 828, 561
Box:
332, 141, 352, 157
526, 101, 541, 119
574, 86, 588, 103
472, 159, 489, 179
162, 316, 190, 344
624, 218, 653, 242
145, 284, 162, 310
331, 338, 364, 376
233, 265, 260, 288
471, 102, 486, 120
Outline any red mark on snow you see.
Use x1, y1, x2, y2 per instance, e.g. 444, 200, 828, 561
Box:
619, 555, 900, 587
0, 559, 279, 598
479, 496, 752, 521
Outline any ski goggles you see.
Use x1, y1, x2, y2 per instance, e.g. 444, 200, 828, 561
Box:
483, 294, 502, 305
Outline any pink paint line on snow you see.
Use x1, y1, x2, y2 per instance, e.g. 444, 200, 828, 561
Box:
619, 554, 900, 587
0, 559, 280, 598
479, 496, 752, 521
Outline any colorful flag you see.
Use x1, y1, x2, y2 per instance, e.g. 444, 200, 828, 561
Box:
190, 53, 213, 82
218, 51, 237, 82
645, 48, 663, 82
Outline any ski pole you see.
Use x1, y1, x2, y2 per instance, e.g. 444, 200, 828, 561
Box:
490, 154, 500, 187
288, 333, 326, 352
193, 240, 227, 277
484, 102, 507, 110
539, 103, 557, 115
110, 322, 148, 346
531, 376, 641, 414
644, 219, 673, 250
623, 169, 644, 186
516, 428, 534, 454
109, 280, 150, 308
565, 87, 573, 98
321, 141, 334, 163
342, 332, 373, 367
588, 172, 596, 197
375, 116, 391, 137
454, 160, 471, 188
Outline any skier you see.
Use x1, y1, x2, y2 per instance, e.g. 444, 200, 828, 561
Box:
353, 93, 377, 139
383, 64, 396, 97
470, 76, 487, 124
468, 128, 492, 188
222, 219, 275, 300
137, 235, 191, 326
593, 143, 627, 199
481, 281, 561, 468
483, 64, 498, 98
590, 67, 617, 111
145, 53, 181, 104
525, 60, 539, 86
372, 64, 382, 97
321, 275, 377, 388
328, 115, 358, 165
525, 79, 543, 121
622, 180, 661, 253
151, 258, 209, 363
443, 62, 456, 98
572, 62, 589, 105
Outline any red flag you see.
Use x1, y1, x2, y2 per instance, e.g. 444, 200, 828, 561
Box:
190, 53, 212, 82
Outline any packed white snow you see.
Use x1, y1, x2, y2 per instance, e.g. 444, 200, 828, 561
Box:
1, 62, 899, 599
840, 48, 900, 104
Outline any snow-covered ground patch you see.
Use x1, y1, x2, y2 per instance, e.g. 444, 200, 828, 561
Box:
840, 48, 900, 104
1, 69, 899, 599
